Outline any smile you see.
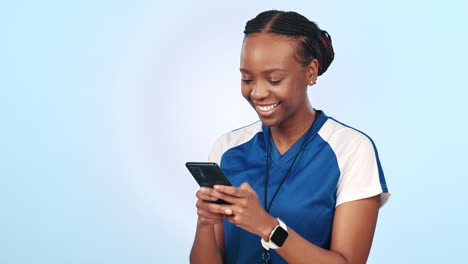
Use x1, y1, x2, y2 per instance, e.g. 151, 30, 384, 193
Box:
257, 103, 279, 112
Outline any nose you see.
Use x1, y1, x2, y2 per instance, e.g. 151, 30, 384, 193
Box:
250, 82, 269, 100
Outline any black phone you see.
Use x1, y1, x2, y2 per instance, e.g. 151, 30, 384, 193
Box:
185, 162, 232, 204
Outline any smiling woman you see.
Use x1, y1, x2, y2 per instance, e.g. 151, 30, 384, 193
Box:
240, 33, 318, 148
190, 10, 390, 264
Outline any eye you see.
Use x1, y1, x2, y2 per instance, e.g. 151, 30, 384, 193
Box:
242, 79, 253, 84
269, 80, 282, 85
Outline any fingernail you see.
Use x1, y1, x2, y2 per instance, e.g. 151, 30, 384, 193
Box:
214, 185, 221, 190
225, 209, 232, 215
199, 187, 207, 193
211, 196, 217, 200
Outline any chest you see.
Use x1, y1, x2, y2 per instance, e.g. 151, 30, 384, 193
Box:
220, 139, 341, 245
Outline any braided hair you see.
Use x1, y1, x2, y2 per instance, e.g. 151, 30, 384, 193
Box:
244, 10, 334, 76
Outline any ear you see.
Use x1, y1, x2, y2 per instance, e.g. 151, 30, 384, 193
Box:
306, 59, 319, 86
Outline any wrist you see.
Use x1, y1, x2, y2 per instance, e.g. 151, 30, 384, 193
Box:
197, 218, 216, 228
260, 218, 289, 250
260, 216, 279, 241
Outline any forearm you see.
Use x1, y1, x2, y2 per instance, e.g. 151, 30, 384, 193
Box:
190, 220, 223, 264
273, 227, 348, 264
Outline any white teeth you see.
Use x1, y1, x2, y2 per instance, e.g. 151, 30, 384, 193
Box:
258, 103, 278, 112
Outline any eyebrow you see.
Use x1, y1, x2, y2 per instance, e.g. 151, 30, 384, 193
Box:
240, 68, 287, 74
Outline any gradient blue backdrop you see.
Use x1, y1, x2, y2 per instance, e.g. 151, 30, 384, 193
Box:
1, 0, 467, 263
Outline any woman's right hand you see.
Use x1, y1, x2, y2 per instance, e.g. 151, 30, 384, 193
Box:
196, 187, 226, 226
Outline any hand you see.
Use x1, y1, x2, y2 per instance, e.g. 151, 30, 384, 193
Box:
209, 182, 278, 240
195, 187, 226, 226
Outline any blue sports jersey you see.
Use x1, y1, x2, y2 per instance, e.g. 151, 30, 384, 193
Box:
208, 110, 390, 264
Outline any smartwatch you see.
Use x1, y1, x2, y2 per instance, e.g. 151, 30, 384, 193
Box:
261, 218, 289, 250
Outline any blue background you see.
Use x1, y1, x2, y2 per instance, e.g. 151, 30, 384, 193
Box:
1, 0, 467, 263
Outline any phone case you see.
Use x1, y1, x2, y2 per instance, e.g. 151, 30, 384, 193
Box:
186, 162, 232, 204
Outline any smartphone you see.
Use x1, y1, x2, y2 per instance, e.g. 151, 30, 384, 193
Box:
185, 162, 232, 204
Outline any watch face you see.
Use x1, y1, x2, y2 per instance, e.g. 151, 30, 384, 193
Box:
271, 226, 288, 247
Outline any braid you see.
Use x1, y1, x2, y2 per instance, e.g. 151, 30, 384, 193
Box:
244, 10, 280, 34
244, 10, 335, 76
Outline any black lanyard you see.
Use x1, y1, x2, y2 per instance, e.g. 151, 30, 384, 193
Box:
261, 113, 317, 264
264, 113, 317, 213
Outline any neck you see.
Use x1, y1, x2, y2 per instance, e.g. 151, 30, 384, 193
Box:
270, 104, 317, 155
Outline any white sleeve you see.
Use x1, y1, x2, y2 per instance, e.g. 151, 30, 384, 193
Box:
208, 136, 223, 165
335, 137, 390, 208
206, 121, 264, 166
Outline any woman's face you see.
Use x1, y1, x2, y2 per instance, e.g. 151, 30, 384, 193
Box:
240, 33, 316, 128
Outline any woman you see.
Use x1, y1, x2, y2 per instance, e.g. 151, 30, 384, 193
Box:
190, 10, 390, 264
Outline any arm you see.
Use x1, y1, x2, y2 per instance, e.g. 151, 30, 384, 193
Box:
206, 183, 380, 264
189, 189, 226, 264
274, 195, 380, 264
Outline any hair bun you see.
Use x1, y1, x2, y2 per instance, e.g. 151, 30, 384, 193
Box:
317, 30, 334, 76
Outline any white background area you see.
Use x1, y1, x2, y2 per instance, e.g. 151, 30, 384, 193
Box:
1, 0, 467, 263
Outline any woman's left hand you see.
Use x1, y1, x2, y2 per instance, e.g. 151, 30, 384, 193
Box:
207, 182, 278, 240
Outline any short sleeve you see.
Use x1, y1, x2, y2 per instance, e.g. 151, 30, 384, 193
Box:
208, 136, 223, 165
206, 121, 264, 167
335, 137, 390, 208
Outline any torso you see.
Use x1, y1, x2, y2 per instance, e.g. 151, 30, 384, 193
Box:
207, 110, 389, 264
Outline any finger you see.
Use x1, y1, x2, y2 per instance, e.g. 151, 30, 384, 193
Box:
213, 185, 246, 198
205, 189, 244, 206
197, 209, 226, 220
197, 200, 229, 218
225, 215, 240, 227
199, 187, 226, 199
199, 187, 241, 205
201, 200, 234, 216
196, 199, 223, 213
196, 189, 218, 201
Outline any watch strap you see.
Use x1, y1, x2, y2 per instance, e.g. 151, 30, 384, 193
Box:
261, 218, 288, 250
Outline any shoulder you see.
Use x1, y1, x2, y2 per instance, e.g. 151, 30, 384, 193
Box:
317, 116, 389, 207
208, 121, 263, 164
217, 121, 263, 147
318, 117, 376, 157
